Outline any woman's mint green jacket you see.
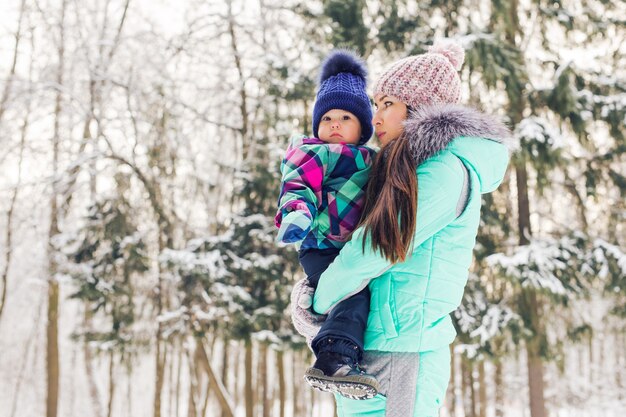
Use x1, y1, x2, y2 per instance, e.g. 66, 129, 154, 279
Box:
313, 104, 513, 353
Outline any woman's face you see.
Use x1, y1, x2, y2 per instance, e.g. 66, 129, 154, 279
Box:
372, 93, 408, 146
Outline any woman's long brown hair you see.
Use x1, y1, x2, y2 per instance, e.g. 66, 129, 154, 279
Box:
359, 135, 417, 263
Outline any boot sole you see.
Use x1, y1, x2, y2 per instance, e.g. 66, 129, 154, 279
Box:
304, 367, 380, 400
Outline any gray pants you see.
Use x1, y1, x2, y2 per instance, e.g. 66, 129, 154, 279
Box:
334, 347, 451, 417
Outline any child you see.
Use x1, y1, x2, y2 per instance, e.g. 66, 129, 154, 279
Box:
275, 50, 379, 400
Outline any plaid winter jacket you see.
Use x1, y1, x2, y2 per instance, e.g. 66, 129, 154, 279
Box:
275, 135, 377, 250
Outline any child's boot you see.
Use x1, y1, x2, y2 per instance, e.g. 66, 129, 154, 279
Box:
304, 340, 379, 400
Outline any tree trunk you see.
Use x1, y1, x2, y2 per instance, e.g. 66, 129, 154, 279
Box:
245, 339, 254, 417
504, 0, 549, 408
221, 338, 230, 417
260, 343, 270, 417
277, 350, 286, 417
226, 0, 249, 156
10, 293, 45, 417
616, 330, 624, 400
154, 332, 165, 417
292, 350, 299, 417
0, 0, 26, 123
478, 360, 487, 417
1, 73, 28, 323
255, 342, 261, 417
126, 361, 133, 417
469, 360, 477, 417
589, 330, 594, 385
46, 3, 67, 417
522, 290, 547, 417
0, 0, 30, 323
517, 158, 548, 417
515, 164, 532, 245
107, 350, 115, 417
83, 303, 102, 417
599, 326, 607, 388
462, 356, 476, 417
167, 342, 177, 417
154, 230, 170, 417
615, 330, 626, 400
201, 367, 211, 417
46, 277, 60, 417
234, 341, 241, 408
187, 345, 198, 417
526, 338, 547, 417
176, 341, 182, 417
494, 360, 504, 417
447, 345, 457, 417
187, 382, 197, 417
196, 338, 235, 417
458, 354, 466, 417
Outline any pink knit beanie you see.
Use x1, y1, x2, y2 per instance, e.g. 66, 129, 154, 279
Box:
373, 39, 465, 108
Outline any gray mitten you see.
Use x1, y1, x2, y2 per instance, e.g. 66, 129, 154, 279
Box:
290, 278, 326, 347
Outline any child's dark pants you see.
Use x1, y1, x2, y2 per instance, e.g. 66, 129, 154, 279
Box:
299, 248, 370, 361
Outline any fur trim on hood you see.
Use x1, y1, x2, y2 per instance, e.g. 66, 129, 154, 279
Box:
402, 104, 516, 165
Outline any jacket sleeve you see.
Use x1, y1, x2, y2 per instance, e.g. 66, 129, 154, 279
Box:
313, 152, 466, 314
275, 142, 330, 228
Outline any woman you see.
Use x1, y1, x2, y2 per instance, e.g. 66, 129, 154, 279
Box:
293, 39, 513, 416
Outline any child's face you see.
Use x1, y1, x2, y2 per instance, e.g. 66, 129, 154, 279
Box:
317, 109, 362, 145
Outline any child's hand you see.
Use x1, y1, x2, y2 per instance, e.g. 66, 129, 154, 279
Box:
277, 210, 312, 243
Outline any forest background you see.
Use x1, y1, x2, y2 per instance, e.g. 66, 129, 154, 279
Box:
0, 1, 624, 417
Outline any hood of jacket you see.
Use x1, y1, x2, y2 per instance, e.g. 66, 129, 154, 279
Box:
402, 104, 516, 193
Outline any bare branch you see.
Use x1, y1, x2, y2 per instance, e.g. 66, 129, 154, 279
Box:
102, 147, 173, 234
0, 0, 27, 125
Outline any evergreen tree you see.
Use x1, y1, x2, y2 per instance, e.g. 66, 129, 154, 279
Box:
161, 135, 300, 340
295, 0, 428, 57
467, 2, 625, 416
63, 173, 150, 352
295, 1, 625, 416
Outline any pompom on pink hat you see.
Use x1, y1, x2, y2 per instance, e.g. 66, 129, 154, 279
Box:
373, 39, 465, 108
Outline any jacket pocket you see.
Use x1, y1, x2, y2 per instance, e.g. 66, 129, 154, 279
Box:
378, 275, 398, 339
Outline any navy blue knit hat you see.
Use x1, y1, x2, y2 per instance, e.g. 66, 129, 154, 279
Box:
312, 50, 373, 144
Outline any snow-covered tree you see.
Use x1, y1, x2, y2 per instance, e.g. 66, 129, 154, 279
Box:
64, 175, 150, 349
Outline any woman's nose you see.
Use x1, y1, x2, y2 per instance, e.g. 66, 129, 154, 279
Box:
373, 112, 382, 126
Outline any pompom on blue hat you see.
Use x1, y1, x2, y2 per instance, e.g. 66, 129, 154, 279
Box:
312, 50, 373, 144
